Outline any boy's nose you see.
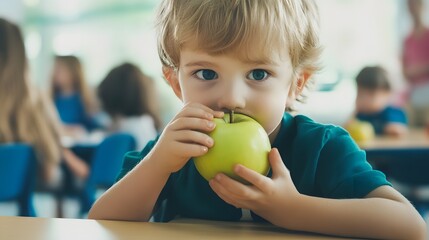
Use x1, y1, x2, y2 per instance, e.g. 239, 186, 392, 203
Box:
216, 82, 246, 112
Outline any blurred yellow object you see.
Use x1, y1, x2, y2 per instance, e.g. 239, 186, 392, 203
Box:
345, 119, 375, 143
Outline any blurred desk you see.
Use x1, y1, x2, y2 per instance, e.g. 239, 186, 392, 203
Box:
359, 128, 429, 152
360, 128, 429, 188
61, 131, 105, 148
0, 216, 355, 240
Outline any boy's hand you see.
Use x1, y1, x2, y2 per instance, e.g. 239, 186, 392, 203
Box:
209, 148, 301, 222
149, 103, 224, 174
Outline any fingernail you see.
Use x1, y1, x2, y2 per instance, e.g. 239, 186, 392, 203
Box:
215, 111, 224, 117
207, 121, 215, 128
215, 174, 222, 181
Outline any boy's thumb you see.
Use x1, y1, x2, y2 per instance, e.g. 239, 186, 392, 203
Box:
269, 148, 289, 177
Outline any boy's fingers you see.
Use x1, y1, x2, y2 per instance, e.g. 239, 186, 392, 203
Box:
174, 130, 214, 148
171, 142, 209, 158
176, 103, 224, 120
234, 165, 270, 191
209, 179, 242, 208
175, 106, 214, 120
170, 117, 216, 132
213, 173, 258, 200
213, 111, 225, 118
269, 148, 289, 178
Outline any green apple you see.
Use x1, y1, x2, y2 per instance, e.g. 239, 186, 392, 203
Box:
345, 119, 375, 143
193, 113, 271, 184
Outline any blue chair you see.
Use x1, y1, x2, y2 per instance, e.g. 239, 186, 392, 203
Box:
0, 144, 37, 217
80, 133, 136, 214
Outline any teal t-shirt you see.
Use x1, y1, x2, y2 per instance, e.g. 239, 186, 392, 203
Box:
117, 113, 391, 222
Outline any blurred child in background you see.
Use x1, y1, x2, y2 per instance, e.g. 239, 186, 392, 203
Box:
98, 63, 162, 150
354, 66, 408, 137
50, 55, 100, 138
0, 18, 89, 185
402, 0, 429, 127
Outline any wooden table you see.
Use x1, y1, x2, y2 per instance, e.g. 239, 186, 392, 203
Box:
0, 217, 356, 240
359, 128, 429, 167
359, 128, 429, 151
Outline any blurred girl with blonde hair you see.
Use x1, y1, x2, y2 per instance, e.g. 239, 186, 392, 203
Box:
0, 18, 89, 185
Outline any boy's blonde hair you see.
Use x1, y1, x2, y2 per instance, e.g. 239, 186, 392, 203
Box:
156, 0, 322, 78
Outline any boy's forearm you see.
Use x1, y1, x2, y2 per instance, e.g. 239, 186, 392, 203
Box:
263, 195, 426, 240
88, 154, 170, 221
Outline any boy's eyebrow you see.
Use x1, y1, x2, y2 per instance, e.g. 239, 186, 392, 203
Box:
184, 61, 219, 68
242, 59, 278, 66
185, 60, 278, 67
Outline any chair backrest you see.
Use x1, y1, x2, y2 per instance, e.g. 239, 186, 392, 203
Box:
80, 133, 136, 214
88, 133, 136, 188
0, 144, 37, 216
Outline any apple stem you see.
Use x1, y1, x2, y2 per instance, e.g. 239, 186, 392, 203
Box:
229, 110, 234, 123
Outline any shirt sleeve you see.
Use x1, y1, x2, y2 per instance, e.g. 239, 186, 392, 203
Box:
315, 126, 391, 199
116, 139, 156, 182
115, 150, 144, 182
115, 136, 172, 203
385, 106, 408, 125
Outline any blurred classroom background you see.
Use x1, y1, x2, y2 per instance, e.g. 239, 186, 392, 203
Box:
1, 0, 429, 222
1, 0, 428, 126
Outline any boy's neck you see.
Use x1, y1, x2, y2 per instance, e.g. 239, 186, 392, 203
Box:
269, 122, 282, 144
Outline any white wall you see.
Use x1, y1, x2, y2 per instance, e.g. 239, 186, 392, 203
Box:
0, 0, 24, 23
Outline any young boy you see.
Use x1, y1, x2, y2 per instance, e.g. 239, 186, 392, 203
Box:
89, 0, 426, 239
355, 66, 408, 137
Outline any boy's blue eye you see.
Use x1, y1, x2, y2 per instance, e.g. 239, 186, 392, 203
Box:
195, 69, 217, 80
248, 69, 268, 81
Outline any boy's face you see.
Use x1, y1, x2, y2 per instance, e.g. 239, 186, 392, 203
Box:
356, 88, 391, 114
165, 47, 307, 142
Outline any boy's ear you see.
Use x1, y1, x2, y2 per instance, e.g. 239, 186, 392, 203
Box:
295, 71, 312, 95
162, 66, 183, 100
287, 70, 312, 105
